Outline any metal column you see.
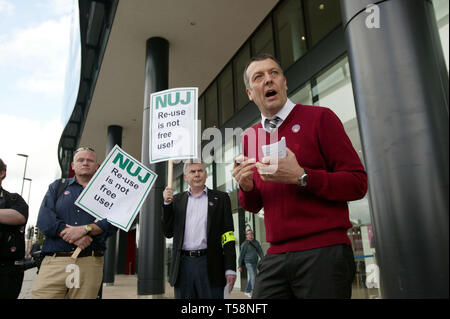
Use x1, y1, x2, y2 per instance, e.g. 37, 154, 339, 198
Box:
341, 0, 449, 298
103, 125, 122, 285
138, 37, 169, 297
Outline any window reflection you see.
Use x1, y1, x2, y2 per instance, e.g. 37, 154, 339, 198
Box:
216, 137, 239, 211
218, 64, 234, 125
274, 0, 308, 70
198, 95, 205, 135
205, 82, 218, 129
303, 0, 342, 47
252, 18, 275, 57
172, 177, 181, 195
205, 160, 213, 190
312, 57, 364, 164
233, 43, 251, 110
433, 0, 449, 70
290, 82, 313, 105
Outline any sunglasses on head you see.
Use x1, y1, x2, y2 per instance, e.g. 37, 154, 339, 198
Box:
74, 147, 95, 155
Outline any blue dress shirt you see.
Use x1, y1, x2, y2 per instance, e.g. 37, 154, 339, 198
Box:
37, 177, 116, 254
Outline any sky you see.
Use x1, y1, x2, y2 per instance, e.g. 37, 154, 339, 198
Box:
0, 0, 77, 227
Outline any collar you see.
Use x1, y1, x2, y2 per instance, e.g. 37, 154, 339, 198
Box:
260, 98, 296, 129
187, 186, 208, 197
68, 176, 78, 186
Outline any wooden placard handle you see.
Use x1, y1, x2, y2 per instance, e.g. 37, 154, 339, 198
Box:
167, 160, 173, 189
71, 247, 82, 259
71, 218, 99, 259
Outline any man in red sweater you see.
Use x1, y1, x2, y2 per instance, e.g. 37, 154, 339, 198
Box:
232, 54, 367, 298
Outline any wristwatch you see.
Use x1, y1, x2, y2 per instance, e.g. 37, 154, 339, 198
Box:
298, 170, 308, 187
85, 224, 93, 235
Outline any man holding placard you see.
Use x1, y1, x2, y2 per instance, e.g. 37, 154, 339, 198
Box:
162, 161, 236, 299
74, 145, 157, 232
32, 147, 116, 299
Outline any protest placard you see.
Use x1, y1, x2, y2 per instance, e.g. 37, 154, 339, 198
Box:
74, 145, 157, 232
149, 87, 198, 164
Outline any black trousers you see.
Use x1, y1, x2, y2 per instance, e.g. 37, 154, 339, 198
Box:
174, 255, 224, 299
0, 263, 24, 299
253, 244, 356, 299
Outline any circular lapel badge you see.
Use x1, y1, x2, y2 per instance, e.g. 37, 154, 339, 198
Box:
292, 124, 301, 133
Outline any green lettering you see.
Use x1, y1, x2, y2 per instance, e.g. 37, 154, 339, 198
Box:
126, 162, 142, 177
168, 92, 180, 106
113, 153, 129, 170
180, 91, 191, 105
138, 172, 151, 183
155, 95, 167, 109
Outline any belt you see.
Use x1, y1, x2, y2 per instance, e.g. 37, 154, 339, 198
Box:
45, 250, 104, 258
181, 249, 207, 257
0, 260, 19, 267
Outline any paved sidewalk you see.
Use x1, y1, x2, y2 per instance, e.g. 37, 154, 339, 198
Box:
18, 268, 37, 299
18, 268, 250, 299
102, 274, 249, 299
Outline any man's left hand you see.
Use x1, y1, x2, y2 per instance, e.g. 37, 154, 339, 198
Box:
256, 147, 304, 184
226, 274, 237, 293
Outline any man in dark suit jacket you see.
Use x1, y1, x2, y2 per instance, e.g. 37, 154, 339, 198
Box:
162, 161, 236, 299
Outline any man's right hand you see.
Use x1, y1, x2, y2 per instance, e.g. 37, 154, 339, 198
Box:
73, 235, 93, 250
232, 155, 256, 192
163, 186, 173, 203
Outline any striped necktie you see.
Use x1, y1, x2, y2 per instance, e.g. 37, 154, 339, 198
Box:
264, 116, 281, 132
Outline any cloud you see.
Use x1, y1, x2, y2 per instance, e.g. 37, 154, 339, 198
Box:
15, 70, 65, 95
0, 0, 14, 15
35, 0, 75, 17
0, 114, 63, 226
0, 16, 71, 66
0, 14, 72, 97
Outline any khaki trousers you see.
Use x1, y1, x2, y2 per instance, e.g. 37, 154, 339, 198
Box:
32, 255, 104, 299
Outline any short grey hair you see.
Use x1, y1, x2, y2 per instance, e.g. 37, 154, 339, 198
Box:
183, 160, 204, 174
73, 146, 96, 160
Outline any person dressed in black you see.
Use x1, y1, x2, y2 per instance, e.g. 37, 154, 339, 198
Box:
162, 161, 236, 299
0, 158, 29, 299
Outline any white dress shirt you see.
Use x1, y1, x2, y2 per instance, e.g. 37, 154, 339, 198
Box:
182, 186, 208, 250
260, 98, 296, 132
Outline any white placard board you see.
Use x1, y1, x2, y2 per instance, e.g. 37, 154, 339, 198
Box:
74, 145, 157, 231
149, 87, 198, 163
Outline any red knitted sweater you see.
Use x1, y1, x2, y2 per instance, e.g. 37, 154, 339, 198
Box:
239, 104, 368, 254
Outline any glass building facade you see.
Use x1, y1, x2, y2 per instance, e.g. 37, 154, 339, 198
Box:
167, 0, 449, 298
58, 0, 448, 298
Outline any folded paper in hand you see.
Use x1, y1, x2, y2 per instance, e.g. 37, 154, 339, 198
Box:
262, 136, 286, 158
